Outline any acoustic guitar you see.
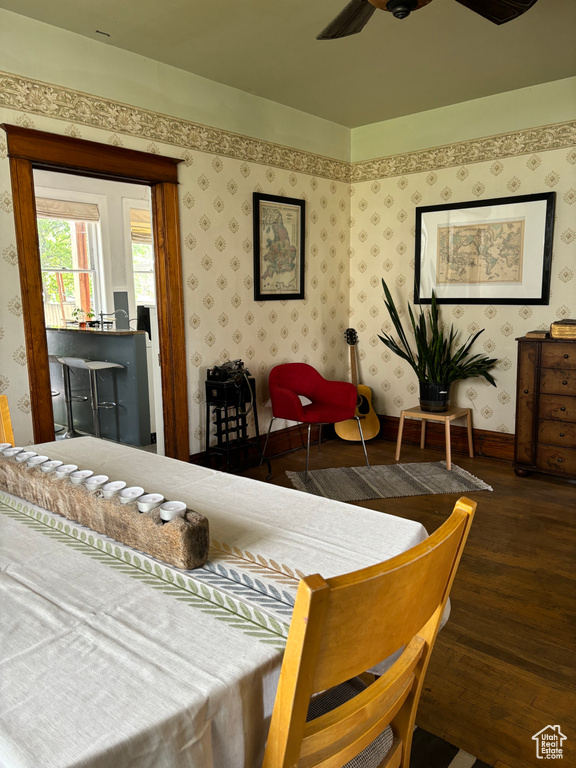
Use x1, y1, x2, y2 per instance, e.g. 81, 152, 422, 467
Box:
335, 328, 380, 441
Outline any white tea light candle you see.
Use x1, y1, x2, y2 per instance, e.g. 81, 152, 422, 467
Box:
137, 493, 164, 513
3, 447, 24, 457
102, 480, 127, 498
15, 452, 36, 463
159, 501, 187, 522
85, 474, 109, 491
119, 486, 145, 504
27, 455, 49, 468
55, 464, 78, 478
69, 469, 94, 485
41, 460, 63, 473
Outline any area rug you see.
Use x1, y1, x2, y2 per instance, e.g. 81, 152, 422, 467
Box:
411, 728, 492, 768
286, 461, 492, 501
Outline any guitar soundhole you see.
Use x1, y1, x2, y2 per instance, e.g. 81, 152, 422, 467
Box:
357, 395, 370, 415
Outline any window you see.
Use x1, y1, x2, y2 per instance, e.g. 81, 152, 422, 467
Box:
129, 207, 155, 306
132, 241, 156, 305
36, 197, 103, 327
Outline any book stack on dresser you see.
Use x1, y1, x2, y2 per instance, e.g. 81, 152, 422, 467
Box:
550, 319, 576, 339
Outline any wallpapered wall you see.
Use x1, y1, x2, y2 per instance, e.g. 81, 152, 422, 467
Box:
0, 78, 351, 452
349, 141, 576, 434
0, 73, 574, 451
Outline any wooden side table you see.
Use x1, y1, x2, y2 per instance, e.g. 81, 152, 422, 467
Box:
395, 405, 474, 470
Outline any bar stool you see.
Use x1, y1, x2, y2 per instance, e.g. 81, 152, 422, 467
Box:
56, 357, 88, 438
48, 356, 65, 435
57, 357, 124, 439
51, 389, 65, 434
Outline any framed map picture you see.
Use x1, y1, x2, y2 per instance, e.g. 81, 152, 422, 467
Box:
253, 193, 305, 301
414, 192, 556, 305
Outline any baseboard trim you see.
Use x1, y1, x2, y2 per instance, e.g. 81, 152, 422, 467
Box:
378, 415, 514, 462
189, 418, 514, 467
190, 423, 323, 469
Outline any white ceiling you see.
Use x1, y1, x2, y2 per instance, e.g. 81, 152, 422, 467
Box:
1, 0, 575, 128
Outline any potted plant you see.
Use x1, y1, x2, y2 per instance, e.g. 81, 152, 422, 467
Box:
72, 307, 95, 329
379, 279, 498, 412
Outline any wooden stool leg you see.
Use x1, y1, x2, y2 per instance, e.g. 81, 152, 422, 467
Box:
395, 412, 406, 461
466, 409, 474, 457
445, 417, 452, 470
420, 419, 427, 450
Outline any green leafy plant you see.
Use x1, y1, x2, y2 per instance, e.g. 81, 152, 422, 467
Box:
72, 307, 95, 321
379, 279, 498, 386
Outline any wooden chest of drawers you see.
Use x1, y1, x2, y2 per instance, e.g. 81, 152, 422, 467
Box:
514, 337, 576, 479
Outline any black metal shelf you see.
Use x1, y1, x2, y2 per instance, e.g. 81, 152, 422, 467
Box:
205, 375, 271, 475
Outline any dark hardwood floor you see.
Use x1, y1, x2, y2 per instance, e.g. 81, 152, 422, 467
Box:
241, 434, 576, 768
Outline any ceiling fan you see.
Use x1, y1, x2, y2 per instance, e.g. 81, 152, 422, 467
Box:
317, 0, 539, 40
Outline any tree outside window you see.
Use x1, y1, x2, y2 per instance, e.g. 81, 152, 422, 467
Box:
38, 216, 99, 327
132, 241, 156, 305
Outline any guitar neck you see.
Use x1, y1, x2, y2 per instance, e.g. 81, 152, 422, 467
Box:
349, 344, 359, 389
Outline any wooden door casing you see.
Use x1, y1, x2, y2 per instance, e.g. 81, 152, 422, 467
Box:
2, 124, 190, 461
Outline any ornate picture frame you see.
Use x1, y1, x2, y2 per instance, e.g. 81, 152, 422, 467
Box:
253, 193, 305, 301
414, 192, 556, 305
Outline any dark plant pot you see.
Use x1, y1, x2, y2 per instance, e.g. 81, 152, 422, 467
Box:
419, 381, 451, 413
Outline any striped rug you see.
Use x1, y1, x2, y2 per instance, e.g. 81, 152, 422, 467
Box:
411, 728, 492, 768
287, 462, 492, 501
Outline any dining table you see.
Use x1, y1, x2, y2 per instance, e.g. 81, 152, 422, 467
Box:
0, 437, 429, 768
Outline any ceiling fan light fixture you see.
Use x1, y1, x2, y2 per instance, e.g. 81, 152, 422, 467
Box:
385, 0, 418, 19
317, 0, 538, 41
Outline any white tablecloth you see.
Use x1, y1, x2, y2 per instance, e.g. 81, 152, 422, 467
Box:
0, 438, 428, 768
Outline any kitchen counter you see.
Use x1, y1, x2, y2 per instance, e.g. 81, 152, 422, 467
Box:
47, 327, 151, 446
46, 326, 146, 337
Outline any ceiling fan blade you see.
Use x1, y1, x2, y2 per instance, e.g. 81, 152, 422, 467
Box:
454, 0, 539, 24
317, 0, 377, 40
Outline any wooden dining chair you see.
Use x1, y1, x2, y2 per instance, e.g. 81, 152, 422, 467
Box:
0, 395, 14, 446
263, 496, 476, 768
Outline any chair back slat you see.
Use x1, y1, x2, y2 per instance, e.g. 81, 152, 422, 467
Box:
301, 636, 424, 760
263, 497, 475, 768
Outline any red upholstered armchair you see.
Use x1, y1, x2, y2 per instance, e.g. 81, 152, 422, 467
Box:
262, 363, 369, 477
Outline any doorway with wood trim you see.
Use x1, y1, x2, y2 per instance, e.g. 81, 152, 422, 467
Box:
1, 124, 189, 461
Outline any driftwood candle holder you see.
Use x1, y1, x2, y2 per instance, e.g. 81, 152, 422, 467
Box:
0, 455, 209, 570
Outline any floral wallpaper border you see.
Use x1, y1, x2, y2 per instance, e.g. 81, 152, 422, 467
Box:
0, 71, 349, 182
351, 121, 576, 181
0, 71, 574, 183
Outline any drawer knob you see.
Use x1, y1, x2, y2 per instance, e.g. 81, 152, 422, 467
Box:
524, 389, 529, 394
558, 457, 564, 463
564, 354, 569, 359
559, 433, 565, 437
562, 381, 568, 386
561, 406, 566, 411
